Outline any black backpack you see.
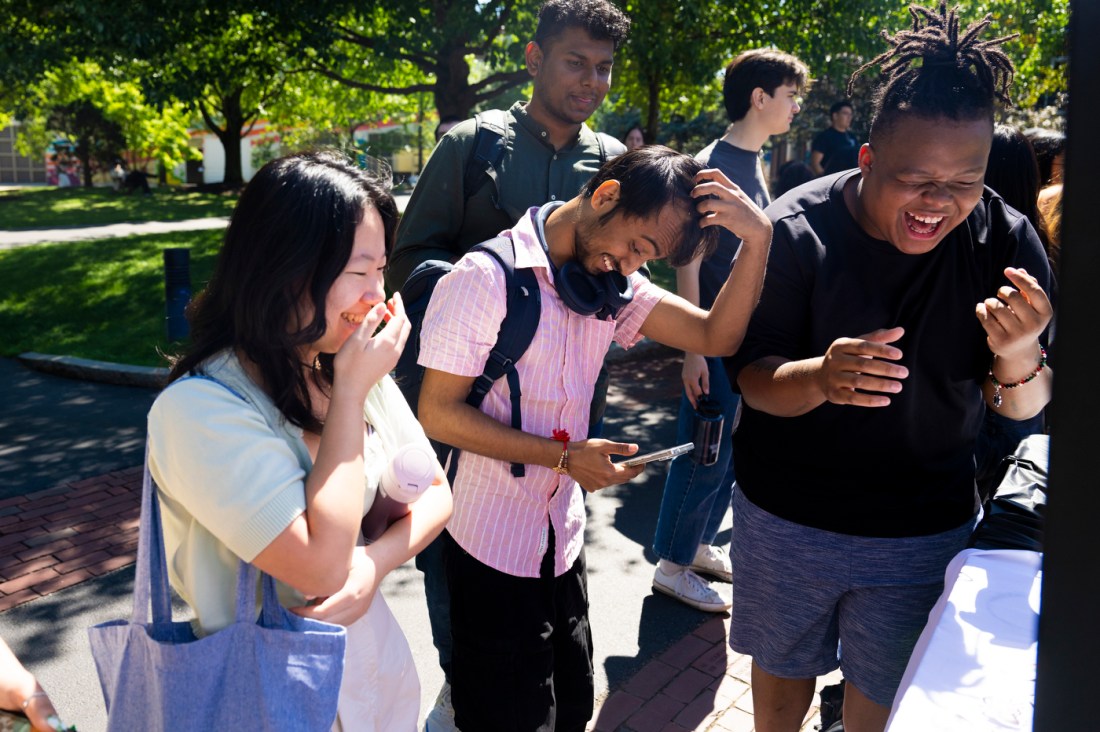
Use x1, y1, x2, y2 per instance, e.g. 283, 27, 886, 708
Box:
968, 433, 1048, 552
394, 235, 541, 478
464, 108, 620, 219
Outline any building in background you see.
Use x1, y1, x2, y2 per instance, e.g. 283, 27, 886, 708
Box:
0, 124, 48, 184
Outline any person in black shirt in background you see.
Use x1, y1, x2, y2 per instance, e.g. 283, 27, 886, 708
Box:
810, 99, 859, 176
724, 5, 1053, 731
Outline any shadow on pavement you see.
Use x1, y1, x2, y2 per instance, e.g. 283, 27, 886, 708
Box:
591, 346, 733, 691
0, 358, 156, 500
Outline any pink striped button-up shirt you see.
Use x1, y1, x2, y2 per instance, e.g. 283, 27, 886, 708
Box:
419, 204, 665, 578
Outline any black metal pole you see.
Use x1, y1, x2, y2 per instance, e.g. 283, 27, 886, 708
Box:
1033, 1, 1100, 729
163, 248, 192, 342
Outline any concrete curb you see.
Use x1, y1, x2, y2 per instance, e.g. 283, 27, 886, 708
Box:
15, 338, 672, 391
17, 352, 167, 389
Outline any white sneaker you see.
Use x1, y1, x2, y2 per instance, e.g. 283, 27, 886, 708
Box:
652, 565, 732, 613
424, 681, 459, 732
690, 544, 732, 583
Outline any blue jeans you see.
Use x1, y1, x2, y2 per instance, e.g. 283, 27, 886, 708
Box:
652, 357, 738, 565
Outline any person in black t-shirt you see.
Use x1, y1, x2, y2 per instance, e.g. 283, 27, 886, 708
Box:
810, 99, 859, 176
724, 6, 1053, 732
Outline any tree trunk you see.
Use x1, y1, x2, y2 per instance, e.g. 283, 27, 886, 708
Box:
78, 144, 94, 188
219, 90, 247, 187
646, 76, 661, 145
434, 41, 475, 120
200, 89, 249, 187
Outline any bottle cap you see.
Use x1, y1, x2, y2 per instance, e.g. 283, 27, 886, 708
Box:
696, 394, 722, 418
381, 443, 437, 503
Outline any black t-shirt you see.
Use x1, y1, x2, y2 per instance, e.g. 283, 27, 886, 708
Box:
812, 127, 859, 175
725, 172, 1051, 537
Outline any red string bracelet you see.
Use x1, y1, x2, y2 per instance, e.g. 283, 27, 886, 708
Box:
551, 429, 570, 475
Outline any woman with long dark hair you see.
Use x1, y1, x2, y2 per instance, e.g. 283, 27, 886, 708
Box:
148, 150, 452, 730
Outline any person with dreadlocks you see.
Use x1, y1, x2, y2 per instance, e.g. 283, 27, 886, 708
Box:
722, 4, 1053, 730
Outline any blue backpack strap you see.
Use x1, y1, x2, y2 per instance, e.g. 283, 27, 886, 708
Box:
595, 130, 627, 162
467, 235, 541, 477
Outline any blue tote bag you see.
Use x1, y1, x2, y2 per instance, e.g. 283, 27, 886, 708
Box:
88, 453, 347, 731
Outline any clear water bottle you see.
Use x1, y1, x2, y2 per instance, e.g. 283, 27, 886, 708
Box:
691, 395, 724, 466
361, 443, 436, 543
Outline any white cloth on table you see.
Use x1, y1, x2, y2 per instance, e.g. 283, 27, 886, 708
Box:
887, 548, 1041, 731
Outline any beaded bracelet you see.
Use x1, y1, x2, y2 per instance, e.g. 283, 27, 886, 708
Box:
989, 345, 1047, 408
551, 429, 570, 475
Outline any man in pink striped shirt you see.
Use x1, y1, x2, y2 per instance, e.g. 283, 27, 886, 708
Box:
418, 145, 771, 731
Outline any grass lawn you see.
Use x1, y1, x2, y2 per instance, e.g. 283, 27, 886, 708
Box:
0, 229, 223, 367
0, 186, 238, 230
0, 220, 677, 368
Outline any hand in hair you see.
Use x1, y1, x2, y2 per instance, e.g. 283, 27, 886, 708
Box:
333, 292, 411, 405
691, 168, 771, 245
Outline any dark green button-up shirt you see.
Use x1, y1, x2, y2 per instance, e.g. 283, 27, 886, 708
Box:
387, 102, 623, 290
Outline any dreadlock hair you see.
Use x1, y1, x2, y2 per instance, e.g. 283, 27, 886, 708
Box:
848, 3, 1017, 144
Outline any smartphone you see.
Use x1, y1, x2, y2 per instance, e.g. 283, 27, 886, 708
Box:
618, 442, 693, 467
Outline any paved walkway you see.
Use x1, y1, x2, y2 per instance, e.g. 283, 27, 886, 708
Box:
0, 350, 835, 732
0, 459, 837, 732
0, 193, 411, 249
0, 204, 834, 731
0, 217, 231, 249
0, 467, 140, 611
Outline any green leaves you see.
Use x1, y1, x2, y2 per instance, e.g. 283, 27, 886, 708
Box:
600, 0, 1067, 150
2, 0, 1068, 183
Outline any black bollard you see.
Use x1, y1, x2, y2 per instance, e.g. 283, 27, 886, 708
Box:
163, 248, 192, 341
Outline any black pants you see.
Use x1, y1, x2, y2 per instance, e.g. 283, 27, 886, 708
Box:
442, 528, 594, 732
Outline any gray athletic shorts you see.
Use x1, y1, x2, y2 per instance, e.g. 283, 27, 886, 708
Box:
729, 485, 974, 706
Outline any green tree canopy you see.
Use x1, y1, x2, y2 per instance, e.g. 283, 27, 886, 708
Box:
602, 0, 1068, 151
15, 60, 198, 185
303, 0, 537, 120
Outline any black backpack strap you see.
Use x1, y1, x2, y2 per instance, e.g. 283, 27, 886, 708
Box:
595, 130, 627, 163
463, 109, 511, 207
467, 235, 541, 477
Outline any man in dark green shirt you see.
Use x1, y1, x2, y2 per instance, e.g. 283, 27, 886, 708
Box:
386, 0, 629, 291
389, 3, 630, 730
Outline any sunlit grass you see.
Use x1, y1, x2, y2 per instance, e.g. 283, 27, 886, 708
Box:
0, 230, 223, 366
0, 186, 237, 229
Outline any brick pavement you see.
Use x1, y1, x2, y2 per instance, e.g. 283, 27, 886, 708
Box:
0, 466, 141, 612
589, 615, 840, 732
